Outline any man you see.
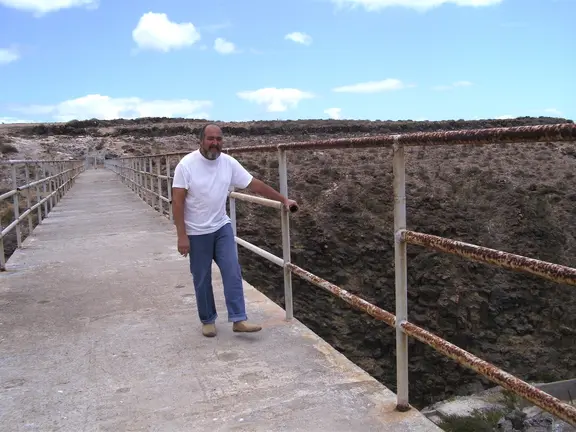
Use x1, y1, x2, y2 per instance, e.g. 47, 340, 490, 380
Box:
171, 123, 298, 338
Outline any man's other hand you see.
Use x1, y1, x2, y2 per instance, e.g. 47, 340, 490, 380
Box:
178, 235, 190, 257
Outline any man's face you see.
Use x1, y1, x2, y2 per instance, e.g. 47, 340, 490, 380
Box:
200, 125, 223, 160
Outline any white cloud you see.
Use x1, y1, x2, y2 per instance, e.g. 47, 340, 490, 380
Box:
12, 94, 212, 122
214, 37, 236, 54
0, 0, 97, 15
324, 108, 342, 119
200, 21, 231, 33
0, 116, 34, 124
331, 0, 502, 12
333, 78, 412, 93
236, 88, 314, 112
543, 108, 563, 116
432, 80, 473, 91
285, 32, 312, 45
132, 12, 201, 52
0, 47, 20, 64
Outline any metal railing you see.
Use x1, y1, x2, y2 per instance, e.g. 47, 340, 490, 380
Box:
0, 159, 85, 270
105, 123, 576, 426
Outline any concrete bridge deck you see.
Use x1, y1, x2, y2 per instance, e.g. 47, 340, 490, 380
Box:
0, 169, 440, 431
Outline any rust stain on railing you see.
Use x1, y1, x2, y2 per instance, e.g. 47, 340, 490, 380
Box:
402, 231, 576, 286
286, 263, 396, 328
401, 321, 576, 426
220, 123, 576, 154
105, 122, 576, 426
287, 260, 576, 426
103, 123, 576, 157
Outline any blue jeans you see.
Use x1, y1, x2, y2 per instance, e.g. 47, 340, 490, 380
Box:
188, 223, 247, 324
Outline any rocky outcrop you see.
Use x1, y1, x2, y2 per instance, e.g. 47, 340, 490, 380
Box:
9, 116, 572, 139
421, 385, 576, 431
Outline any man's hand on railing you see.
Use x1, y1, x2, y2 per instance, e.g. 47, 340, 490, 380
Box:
246, 178, 299, 213
177, 235, 190, 257
283, 198, 299, 213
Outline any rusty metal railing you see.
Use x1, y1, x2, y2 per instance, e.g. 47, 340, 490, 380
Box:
104, 123, 576, 426
0, 159, 85, 271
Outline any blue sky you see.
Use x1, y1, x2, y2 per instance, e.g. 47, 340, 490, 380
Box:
0, 0, 574, 123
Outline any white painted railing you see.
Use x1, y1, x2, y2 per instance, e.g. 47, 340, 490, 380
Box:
0, 159, 85, 270
104, 123, 576, 426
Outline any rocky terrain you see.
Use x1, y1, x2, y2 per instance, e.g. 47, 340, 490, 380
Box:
1, 116, 575, 415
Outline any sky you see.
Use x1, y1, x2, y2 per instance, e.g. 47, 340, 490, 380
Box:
0, 0, 574, 123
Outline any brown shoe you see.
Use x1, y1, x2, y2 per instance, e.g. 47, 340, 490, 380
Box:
202, 323, 217, 337
233, 321, 262, 333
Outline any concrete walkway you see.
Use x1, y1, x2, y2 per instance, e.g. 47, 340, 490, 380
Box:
0, 169, 440, 432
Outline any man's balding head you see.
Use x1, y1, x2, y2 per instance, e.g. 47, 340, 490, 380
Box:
198, 123, 223, 160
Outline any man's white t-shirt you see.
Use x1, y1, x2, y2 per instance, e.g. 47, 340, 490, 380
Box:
172, 150, 253, 235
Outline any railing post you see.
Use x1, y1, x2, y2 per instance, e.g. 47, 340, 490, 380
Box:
50, 163, 56, 210
24, 164, 33, 233
148, 157, 153, 207
50, 163, 55, 208
140, 158, 144, 200
143, 158, 147, 203
278, 148, 293, 321
59, 162, 63, 198
63, 163, 68, 194
136, 159, 141, 198
56, 163, 61, 203
156, 156, 162, 215
0, 235, 5, 271
52, 163, 56, 202
131, 159, 135, 192
55, 163, 60, 203
41, 163, 48, 216
67, 163, 72, 191
166, 156, 173, 222
11, 164, 22, 247
229, 186, 238, 256
34, 163, 42, 224
393, 136, 410, 412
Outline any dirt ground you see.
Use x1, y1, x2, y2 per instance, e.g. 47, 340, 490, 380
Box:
1, 116, 575, 408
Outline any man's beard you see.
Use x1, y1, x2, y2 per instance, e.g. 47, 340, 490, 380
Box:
200, 145, 221, 160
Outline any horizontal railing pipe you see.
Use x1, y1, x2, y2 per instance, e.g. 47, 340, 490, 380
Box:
104, 123, 576, 158
0, 189, 17, 201
287, 263, 397, 327
219, 123, 576, 154
0, 159, 84, 271
235, 237, 284, 267
287, 262, 576, 426
104, 123, 576, 426
16, 169, 74, 191
402, 230, 576, 287
229, 192, 283, 209
0, 159, 83, 164
401, 321, 576, 426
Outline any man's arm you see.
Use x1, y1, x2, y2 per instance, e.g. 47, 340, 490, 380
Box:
172, 188, 188, 238
247, 178, 285, 202
229, 156, 298, 211
246, 178, 298, 211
